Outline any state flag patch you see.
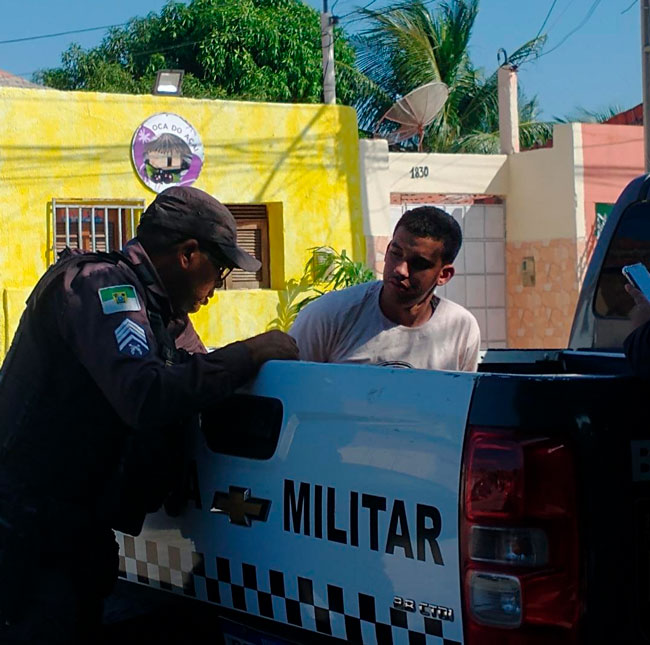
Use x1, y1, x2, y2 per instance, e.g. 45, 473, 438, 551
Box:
98, 285, 141, 314
114, 319, 149, 357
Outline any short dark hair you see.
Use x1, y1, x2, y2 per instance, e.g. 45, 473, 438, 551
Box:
394, 206, 462, 264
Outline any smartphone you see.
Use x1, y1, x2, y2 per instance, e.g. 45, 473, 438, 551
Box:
622, 263, 650, 298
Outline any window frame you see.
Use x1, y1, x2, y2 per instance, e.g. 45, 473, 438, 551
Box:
223, 204, 270, 290
51, 198, 145, 260
51, 199, 271, 290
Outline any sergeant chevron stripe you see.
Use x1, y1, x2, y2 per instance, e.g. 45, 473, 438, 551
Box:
114, 319, 149, 357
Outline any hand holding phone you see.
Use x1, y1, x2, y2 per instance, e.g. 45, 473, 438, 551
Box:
622, 263, 650, 300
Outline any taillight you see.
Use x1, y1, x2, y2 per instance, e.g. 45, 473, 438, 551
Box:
460, 426, 580, 644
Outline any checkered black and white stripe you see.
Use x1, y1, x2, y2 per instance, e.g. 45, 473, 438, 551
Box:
117, 534, 461, 645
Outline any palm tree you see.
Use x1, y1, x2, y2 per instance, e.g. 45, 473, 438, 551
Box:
554, 105, 626, 124
352, 0, 552, 153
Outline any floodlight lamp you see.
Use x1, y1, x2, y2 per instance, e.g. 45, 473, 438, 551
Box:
152, 70, 185, 96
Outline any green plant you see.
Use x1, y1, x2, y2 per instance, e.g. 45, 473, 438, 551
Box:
267, 247, 375, 332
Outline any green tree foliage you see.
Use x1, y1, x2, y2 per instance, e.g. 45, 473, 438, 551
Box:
352, 0, 553, 153
35, 0, 359, 104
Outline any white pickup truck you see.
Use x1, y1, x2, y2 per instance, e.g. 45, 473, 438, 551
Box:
111, 175, 650, 645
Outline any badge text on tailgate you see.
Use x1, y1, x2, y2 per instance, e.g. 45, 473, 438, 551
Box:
393, 596, 454, 621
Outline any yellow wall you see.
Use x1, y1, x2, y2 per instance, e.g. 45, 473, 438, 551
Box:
0, 87, 363, 353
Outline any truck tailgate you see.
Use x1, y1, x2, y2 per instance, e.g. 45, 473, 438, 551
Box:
116, 361, 480, 644
467, 372, 650, 644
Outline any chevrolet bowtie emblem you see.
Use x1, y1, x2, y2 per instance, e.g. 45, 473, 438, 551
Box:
210, 486, 271, 527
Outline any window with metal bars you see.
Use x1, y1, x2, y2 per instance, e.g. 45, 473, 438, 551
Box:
52, 199, 270, 290
52, 199, 145, 257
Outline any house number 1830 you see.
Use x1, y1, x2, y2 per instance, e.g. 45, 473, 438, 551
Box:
410, 166, 429, 179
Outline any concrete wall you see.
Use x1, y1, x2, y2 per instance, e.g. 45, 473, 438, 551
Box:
581, 122, 643, 237
505, 124, 583, 348
360, 140, 508, 273
505, 123, 644, 349
0, 87, 363, 355
358, 124, 617, 349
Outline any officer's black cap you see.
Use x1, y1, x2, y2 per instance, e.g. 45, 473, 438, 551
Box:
140, 186, 262, 272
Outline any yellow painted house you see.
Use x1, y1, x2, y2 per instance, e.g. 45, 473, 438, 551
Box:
0, 87, 364, 355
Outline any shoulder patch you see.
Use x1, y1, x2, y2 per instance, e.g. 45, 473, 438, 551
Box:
98, 285, 141, 314
115, 319, 149, 357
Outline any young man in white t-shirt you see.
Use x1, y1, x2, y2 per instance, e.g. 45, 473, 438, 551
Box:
290, 206, 480, 371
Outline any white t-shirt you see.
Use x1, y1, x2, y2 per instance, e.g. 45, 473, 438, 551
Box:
290, 281, 481, 371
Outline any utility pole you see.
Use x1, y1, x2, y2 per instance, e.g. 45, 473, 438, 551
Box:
642, 0, 650, 171
321, 0, 336, 104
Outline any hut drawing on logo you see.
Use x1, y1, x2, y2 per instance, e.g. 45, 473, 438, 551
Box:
132, 113, 204, 193
143, 133, 193, 184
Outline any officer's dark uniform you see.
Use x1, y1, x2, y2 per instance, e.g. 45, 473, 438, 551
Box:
0, 237, 256, 643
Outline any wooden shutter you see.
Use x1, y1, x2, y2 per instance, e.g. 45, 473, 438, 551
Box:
224, 204, 270, 289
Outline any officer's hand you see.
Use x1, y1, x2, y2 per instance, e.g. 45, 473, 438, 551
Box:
243, 331, 299, 366
626, 284, 650, 329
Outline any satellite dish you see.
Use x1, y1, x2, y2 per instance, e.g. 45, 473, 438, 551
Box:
374, 82, 449, 151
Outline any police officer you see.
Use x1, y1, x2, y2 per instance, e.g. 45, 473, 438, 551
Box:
0, 186, 298, 643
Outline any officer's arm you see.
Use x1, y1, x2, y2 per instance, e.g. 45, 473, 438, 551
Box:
58, 264, 256, 430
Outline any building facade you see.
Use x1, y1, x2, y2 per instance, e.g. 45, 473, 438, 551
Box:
0, 87, 363, 355
360, 122, 644, 349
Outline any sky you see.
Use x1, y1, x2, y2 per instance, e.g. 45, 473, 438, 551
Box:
0, 0, 641, 120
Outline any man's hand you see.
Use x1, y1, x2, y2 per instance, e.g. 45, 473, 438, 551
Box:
625, 284, 650, 329
242, 330, 299, 366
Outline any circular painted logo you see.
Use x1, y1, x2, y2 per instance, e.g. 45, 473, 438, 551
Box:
132, 113, 204, 193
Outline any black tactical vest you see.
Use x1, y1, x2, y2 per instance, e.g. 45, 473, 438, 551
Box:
0, 249, 189, 537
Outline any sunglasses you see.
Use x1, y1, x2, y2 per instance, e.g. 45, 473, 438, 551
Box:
200, 244, 235, 283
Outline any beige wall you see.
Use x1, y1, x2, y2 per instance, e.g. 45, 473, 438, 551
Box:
389, 151, 509, 196
359, 142, 508, 272
507, 124, 582, 242
505, 125, 584, 348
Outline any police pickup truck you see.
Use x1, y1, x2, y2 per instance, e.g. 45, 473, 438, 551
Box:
111, 175, 650, 645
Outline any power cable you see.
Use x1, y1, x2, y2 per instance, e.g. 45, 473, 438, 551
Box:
14, 12, 341, 81
622, 0, 638, 14
547, 0, 577, 31
0, 22, 129, 46
337, 0, 380, 21
339, 0, 439, 26
536, 0, 559, 39
536, 0, 603, 60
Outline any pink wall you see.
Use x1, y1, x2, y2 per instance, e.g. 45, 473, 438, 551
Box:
581, 123, 644, 238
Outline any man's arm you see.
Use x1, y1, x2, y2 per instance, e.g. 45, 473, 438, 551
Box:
59, 263, 296, 431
